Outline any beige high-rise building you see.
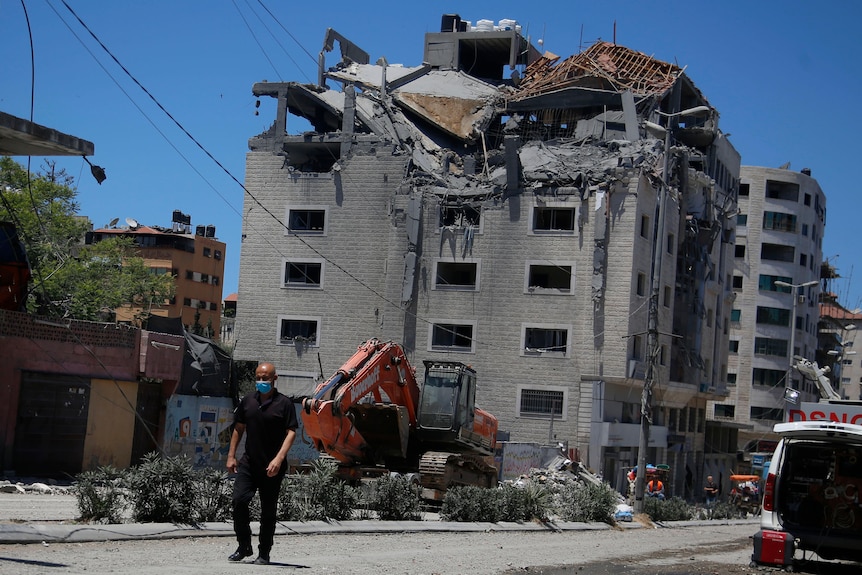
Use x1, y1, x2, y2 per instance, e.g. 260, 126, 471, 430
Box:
718, 166, 825, 454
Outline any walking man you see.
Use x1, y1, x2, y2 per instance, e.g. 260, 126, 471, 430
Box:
704, 475, 719, 507
226, 362, 298, 565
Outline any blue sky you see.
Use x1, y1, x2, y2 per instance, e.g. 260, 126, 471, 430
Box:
2, 1, 860, 308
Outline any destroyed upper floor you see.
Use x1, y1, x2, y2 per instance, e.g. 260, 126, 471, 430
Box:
249, 14, 738, 199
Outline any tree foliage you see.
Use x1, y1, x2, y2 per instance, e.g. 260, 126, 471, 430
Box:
0, 157, 174, 320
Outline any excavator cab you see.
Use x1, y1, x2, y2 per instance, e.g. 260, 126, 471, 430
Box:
418, 361, 495, 454
418, 362, 470, 432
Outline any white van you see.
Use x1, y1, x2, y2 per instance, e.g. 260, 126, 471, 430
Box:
755, 420, 862, 566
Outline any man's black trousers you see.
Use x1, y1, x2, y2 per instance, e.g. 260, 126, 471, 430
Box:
232, 464, 285, 554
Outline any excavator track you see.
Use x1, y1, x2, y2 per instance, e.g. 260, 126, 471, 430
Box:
418, 451, 497, 492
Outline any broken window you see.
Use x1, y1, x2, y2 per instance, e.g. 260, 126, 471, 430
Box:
203, 247, 212, 257
754, 337, 788, 357
763, 211, 797, 233
430, 322, 475, 352
523, 325, 570, 356
765, 180, 799, 202
434, 261, 479, 290
632, 335, 644, 361
518, 388, 564, 418
735, 245, 746, 258
761, 243, 794, 263
739, 183, 750, 197
284, 260, 323, 288
282, 141, 340, 172
636, 273, 646, 296
278, 317, 319, 346
532, 206, 576, 233
526, 263, 573, 294
439, 204, 481, 228
214, 249, 222, 261
287, 208, 327, 234
756, 306, 790, 327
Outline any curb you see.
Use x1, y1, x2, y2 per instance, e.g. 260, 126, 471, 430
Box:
0, 518, 759, 545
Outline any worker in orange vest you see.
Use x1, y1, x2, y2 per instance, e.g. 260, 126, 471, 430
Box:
646, 478, 665, 500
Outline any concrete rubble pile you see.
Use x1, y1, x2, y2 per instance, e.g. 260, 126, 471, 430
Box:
0, 478, 71, 495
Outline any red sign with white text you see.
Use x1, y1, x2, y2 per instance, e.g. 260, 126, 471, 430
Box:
786, 402, 862, 425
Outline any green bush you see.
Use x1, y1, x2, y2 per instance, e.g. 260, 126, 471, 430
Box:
441, 485, 502, 522
125, 452, 199, 523
194, 467, 233, 522
367, 474, 422, 521
555, 480, 617, 523
277, 458, 360, 521
499, 483, 553, 522
73, 465, 127, 523
643, 496, 694, 522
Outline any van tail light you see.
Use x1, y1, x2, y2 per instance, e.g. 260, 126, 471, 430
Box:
763, 472, 776, 511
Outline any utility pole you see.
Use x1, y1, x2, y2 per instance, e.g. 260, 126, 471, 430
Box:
635, 105, 710, 513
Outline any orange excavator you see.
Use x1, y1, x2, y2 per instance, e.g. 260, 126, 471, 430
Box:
301, 339, 499, 497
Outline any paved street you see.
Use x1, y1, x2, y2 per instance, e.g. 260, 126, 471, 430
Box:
1, 491, 859, 574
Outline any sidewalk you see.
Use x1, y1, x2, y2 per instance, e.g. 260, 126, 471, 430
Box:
0, 516, 637, 544
0, 490, 760, 545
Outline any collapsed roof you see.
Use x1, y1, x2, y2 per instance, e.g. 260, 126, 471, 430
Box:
250, 22, 720, 194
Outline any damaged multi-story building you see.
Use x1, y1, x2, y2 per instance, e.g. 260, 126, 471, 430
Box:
235, 15, 739, 496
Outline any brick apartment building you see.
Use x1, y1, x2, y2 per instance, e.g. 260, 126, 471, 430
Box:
87, 211, 226, 339
234, 15, 740, 496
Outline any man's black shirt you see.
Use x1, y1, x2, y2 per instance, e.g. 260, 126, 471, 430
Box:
234, 390, 298, 471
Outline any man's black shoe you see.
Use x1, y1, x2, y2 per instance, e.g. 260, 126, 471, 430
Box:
253, 555, 270, 565
228, 547, 253, 562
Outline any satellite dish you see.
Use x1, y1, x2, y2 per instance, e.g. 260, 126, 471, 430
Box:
125, 217, 139, 229
109, 217, 119, 228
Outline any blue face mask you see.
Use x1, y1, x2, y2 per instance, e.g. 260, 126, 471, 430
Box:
255, 381, 273, 394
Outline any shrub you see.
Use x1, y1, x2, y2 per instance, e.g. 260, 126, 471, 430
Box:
643, 496, 694, 522
440, 486, 502, 522
125, 452, 199, 523
194, 467, 233, 522
74, 465, 127, 523
277, 458, 360, 521
555, 480, 618, 523
499, 483, 553, 522
367, 474, 422, 521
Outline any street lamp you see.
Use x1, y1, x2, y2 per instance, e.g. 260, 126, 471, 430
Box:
633, 104, 712, 514
774, 280, 818, 392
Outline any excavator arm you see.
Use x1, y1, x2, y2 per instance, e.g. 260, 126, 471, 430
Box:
301, 339, 421, 465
